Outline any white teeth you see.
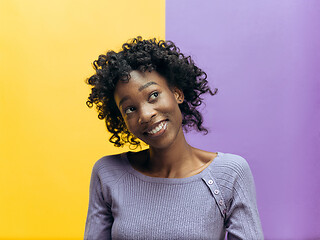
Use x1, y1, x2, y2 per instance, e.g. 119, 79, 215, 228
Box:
148, 121, 166, 135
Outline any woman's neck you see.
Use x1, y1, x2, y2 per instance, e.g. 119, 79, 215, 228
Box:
146, 133, 206, 178
129, 129, 217, 178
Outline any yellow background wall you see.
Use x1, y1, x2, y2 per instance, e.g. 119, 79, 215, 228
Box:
0, 0, 165, 238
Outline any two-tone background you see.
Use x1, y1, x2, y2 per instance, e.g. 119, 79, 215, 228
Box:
1, 0, 319, 239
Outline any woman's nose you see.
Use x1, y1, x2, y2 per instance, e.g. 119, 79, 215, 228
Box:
138, 104, 156, 124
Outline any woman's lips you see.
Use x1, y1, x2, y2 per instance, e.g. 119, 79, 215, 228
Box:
145, 120, 168, 137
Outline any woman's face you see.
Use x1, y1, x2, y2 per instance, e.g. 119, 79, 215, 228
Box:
114, 70, 184, 149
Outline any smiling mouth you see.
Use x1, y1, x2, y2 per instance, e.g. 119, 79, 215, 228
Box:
145, 120, 168, 136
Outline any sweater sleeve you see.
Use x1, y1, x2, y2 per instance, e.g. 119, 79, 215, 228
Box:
224, 156, 264, 240
84, 160, 113, 240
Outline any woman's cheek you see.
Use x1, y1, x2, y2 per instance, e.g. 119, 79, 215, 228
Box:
126, 119, 138, 135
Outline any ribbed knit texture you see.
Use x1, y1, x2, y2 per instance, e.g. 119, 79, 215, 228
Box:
84, 152, 263, 240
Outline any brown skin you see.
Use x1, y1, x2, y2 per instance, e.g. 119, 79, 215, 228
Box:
114, 70, 217, 178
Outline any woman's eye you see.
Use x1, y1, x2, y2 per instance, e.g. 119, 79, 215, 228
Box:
124, 107, 135, 114
149, 92, 159, 101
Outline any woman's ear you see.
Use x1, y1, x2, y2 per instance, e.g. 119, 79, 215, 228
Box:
172, 87, 184, 104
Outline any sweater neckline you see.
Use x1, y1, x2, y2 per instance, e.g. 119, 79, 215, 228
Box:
121, 151, 222, 184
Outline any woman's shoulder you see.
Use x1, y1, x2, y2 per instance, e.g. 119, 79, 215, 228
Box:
211, 152, 251, 172
208, 152, 254, 186
208, 152, 256, 203
93, 152, 125, 167
91, 152, 129, 183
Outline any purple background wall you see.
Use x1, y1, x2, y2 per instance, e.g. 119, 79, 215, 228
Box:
166, 1, 320, 239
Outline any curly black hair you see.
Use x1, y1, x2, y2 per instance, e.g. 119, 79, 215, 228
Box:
86, 36, 217, 148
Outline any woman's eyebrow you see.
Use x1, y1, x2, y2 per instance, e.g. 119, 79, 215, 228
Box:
138, 81, 158, 92
119, 82, 159, 107
118, 96, 129, 107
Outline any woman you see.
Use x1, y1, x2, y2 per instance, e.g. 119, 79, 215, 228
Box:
84, 37, 263, 239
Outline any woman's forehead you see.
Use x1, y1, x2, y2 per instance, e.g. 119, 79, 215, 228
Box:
117, 70, 169, 90
129, 70, 166, 84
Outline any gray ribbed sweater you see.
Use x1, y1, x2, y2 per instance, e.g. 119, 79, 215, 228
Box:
84, 152, 263, 240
